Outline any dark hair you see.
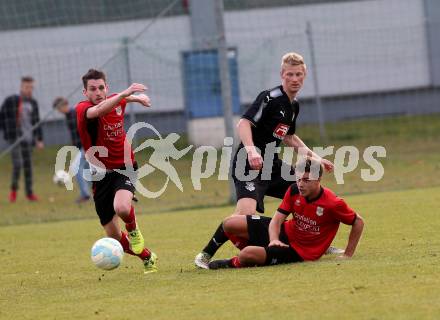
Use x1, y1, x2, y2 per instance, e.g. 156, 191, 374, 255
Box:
53, 97, 68, 109
296, 157, 323, 178
82, 69, 106, 89
21, 76, 34, 83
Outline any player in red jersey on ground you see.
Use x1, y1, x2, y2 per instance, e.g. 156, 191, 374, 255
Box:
194, 52, 340, 269
76, 69, 157, 273
208, 158, 364, 269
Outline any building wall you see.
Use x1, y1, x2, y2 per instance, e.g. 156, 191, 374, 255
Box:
0, 0, 438, 148
0, 0, 430, 118
227, 0, 429, 101
0, 0, 365, 31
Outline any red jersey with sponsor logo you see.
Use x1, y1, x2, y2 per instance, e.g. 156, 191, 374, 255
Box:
278, 185, 356, 261
76, 95, 134, 170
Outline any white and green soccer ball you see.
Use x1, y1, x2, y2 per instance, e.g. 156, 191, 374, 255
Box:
91, 238, 124, 270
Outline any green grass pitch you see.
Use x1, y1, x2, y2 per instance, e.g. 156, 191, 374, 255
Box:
1, 114, 440, 319
1, 187, 439, 319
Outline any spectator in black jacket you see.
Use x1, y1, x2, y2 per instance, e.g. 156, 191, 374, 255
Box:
0, 76, 43, 202
53, 97, 90, 203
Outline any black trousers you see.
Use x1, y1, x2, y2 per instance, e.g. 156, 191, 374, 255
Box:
10, 140, 33, 195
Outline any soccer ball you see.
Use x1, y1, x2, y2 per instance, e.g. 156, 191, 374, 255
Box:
53, 170, 70, 186
91, 238, 124, 270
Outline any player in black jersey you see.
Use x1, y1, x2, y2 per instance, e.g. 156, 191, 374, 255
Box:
195, 52, 336, 269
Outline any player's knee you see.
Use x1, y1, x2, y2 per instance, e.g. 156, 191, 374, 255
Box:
222, 217, 231, 233
223, 215, 237, 233
223, 215, 245, 234
234, 198, 257, 215
114, 202, 131, 216
239, 248, 257, 265
234, 205, 255, 215
233, 209, 249, 216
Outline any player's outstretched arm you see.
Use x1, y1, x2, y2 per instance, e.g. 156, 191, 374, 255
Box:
125, 93, 151, 108
342, 214, 364, 258
86, 83, 146, 118
237, 118, 263, 170
283, 134, 334, 172
268, 211, 289, 247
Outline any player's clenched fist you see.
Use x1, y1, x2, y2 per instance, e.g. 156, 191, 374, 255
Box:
247, 149, 263, 170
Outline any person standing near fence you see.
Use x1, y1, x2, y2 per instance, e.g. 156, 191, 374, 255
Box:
0, 76, 43, 202
53, 97, 91, 203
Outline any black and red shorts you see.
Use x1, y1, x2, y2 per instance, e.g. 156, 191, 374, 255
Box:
246, 215, 303, 265
92, 170, 135, 226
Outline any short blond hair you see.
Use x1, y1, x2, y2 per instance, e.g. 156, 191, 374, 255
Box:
281, 52, 306, 70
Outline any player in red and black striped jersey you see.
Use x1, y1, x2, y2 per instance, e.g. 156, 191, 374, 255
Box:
208, 158, 364, 269
195, 52, 336, 268
76, 69, 157, 273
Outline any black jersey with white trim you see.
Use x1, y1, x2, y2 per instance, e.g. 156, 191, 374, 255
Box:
238, 85, 299, 157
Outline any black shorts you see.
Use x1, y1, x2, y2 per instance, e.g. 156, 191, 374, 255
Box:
92, 171, 135, 226
233, 158, 296, 213
246, 215, 303, 265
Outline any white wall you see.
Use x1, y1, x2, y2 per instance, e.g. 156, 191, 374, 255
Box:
227, 0, 429, 101
0, 0, 429, 119
0, 15, 191, 118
